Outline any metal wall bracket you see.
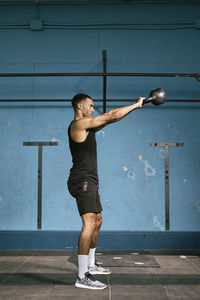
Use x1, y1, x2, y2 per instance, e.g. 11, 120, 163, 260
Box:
150, 142, 184, 230
102, 50, 107, 113
23, 141, 58, 229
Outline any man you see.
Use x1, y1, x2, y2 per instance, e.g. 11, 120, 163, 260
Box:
67, 93, 144, 290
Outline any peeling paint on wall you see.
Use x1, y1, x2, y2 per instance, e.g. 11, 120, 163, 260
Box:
127, 170, 136, 180
122, 166, 136, 180
138, 155, 156, 176
153, 216, 165, 231
122, 166, 128, 172
105, 200, 111, 207
97, 130, 105, 138
51, 137, 59, 142
159, 149, 165, 159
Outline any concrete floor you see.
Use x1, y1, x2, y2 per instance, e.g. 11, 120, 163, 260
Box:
0, 250, 200, 300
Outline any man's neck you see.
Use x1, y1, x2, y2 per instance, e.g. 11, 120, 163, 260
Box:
74, 110, 83, 121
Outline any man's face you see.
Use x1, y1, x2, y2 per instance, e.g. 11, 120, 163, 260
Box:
80, 97, 94, 117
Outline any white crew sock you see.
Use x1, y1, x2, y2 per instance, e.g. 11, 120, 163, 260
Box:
88, 248, 96, 268
78, 255, 88, 279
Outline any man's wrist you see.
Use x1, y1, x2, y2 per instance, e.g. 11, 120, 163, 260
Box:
133, 102, 141, 109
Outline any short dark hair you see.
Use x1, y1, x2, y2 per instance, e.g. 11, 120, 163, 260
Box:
71, 93, 91, 110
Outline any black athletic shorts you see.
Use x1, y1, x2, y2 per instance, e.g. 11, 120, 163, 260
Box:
67, 180, 103, 216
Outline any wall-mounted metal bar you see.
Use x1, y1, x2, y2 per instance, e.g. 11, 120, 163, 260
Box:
0, 72, 199, 78
102, 50, 107, 113
23, 141, 58, 230
150, 142, 184, 230
1, 99, 200, 103
23, 141, 58, 146
0, 65, 199, 107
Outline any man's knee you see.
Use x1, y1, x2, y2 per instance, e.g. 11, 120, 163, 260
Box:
96, 213, 103, 228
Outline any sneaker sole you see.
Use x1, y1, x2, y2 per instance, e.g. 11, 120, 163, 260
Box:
75, 283, 107, 290
89, 271, 112, 275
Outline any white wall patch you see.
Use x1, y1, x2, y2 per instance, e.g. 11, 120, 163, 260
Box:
138, 155, 156, 176
153, 216, 165, 231
97, 130, 105, 137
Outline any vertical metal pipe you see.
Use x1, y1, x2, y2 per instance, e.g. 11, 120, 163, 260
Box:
150, 142, 184, 231
38, 146, 42, 229
164, 145, 169, 230
102, 50, 107, 113
23, 141, 58, 229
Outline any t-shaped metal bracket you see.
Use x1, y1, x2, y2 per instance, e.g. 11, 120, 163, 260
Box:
23, 141, 58, 229
150, 142, 184, 230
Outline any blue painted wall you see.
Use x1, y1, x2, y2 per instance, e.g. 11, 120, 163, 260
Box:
0, 1, 200, 248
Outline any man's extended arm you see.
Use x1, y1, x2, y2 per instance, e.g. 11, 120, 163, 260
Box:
75, 97, 144, 131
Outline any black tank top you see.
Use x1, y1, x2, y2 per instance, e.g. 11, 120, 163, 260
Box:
68, 122, 99, 184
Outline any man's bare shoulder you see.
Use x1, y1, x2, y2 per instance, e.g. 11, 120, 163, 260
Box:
71, 117, 93, 130
70, 118, 92, 142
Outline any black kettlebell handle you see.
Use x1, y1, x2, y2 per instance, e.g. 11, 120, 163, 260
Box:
143, 96, 154, 104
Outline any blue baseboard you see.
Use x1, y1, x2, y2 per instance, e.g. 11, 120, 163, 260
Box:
0, 231, 199, 250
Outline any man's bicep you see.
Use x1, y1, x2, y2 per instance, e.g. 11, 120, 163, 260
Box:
75, 113, 112, 130
88, 113, 113, 129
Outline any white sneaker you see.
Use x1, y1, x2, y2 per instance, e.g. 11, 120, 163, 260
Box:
89, 262, 112, 275
75, 272, 107, 290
